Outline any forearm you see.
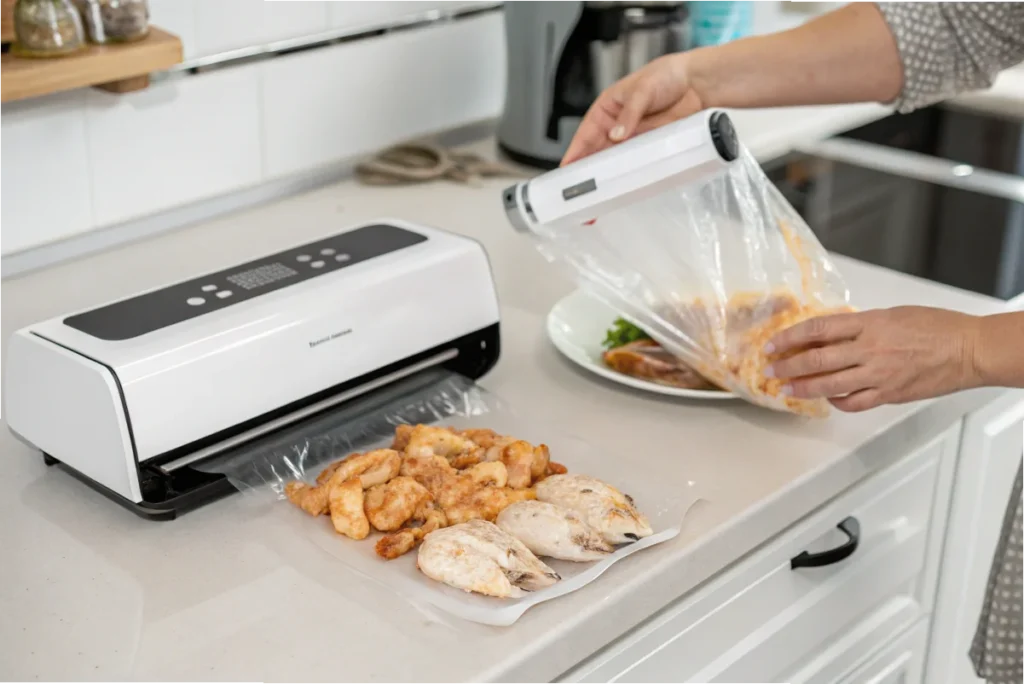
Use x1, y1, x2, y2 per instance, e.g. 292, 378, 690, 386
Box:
686, 3, 903, 110
973, 312, 1024, 389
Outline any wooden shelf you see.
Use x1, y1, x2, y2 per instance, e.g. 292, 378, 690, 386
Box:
1, 26, 182, 103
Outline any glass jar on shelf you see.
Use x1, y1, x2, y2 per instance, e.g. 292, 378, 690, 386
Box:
11, 0, 87, 58
75, 0, 149, 44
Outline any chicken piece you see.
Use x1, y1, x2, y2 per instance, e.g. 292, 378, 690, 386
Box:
401, 453, 457, 498
450, 451, 483, 469
328, 477, 370, 540
464, 461, 508, 488
499, 441, 535, 489
531, 444, 551, 482
417, 531, 522, 599
391, 423, 415, 451
375, 500, 448, 560
316, 459, 346, 486
324, 449, 402, 490
405, 425, 478, 462
421, 524, 561, 593
497, 501, 613, 561
536, 474, 653, 544
284, 480, 329, 516
417, 520, 560, 597
443, 485, 535, 525
603, 339, 720, 391
364, 476, 432, 532
547, 461, 568, 476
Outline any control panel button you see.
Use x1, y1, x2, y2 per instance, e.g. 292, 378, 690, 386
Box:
297, 254, 311, 262
187, 297, 205, 306
201, 284, 217, 292
311, 260, 325, 268
216, 290, 233, 299
335, 253, 351, 262
320, 248, 336, 255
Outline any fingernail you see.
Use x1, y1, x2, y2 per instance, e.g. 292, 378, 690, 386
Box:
780, 384, 793, 396
764, 365, 775, 378
763, 342, 775, 355
609, 125, 625, 141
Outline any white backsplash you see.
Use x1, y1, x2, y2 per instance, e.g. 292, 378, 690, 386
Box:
0, 1, 822, 262
0, 0, 506, 258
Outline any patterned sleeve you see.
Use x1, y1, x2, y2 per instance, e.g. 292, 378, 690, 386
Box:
875, 2, 1024, 113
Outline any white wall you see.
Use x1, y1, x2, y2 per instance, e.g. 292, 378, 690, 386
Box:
0, 0, 506, 257
0, 0, 833, 264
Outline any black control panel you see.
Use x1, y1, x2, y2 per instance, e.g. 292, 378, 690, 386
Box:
64, 223, 428, 341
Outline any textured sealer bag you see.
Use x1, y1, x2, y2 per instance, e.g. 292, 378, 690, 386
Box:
530, 148, 853, 417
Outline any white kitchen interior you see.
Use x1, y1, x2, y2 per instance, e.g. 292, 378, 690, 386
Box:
1, 1, 1022, 683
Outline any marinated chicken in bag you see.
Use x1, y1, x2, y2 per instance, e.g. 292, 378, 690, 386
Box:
508, 124, 853, 417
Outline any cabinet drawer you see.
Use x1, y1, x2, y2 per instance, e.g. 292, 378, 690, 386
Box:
561, 427, 956, 683
837, 619, 927, 684
782, 597, 921, 684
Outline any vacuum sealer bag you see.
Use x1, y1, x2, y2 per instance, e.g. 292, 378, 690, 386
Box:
531, 148, 853, 417
198, 369, 701, 627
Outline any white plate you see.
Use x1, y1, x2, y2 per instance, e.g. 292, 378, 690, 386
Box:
546, 289, 737, 400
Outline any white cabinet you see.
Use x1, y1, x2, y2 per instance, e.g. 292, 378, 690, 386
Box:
925, 392, 1024, 684
559, 425, 961, 683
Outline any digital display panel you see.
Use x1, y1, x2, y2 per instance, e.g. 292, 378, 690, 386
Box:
226, 263, 298, 290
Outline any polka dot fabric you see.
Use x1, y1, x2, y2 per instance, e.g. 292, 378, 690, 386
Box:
876, 2, 1024, 113
969, 462, 1023, 684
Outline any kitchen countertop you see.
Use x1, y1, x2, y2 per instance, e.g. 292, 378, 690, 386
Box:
1, 129, 1017, 681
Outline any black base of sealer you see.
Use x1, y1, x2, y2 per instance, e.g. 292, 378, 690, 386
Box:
39, 323, 502, 522
43, 453, 235, 522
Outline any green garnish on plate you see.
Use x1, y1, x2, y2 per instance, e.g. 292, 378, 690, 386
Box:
602, 317, 652, 350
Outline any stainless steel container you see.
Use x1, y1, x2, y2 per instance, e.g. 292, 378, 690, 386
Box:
587, 2, 689, 92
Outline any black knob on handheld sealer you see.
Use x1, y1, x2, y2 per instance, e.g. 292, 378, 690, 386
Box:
709, 111, 740, 162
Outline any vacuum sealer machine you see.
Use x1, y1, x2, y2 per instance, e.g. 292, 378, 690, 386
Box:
4, 219, 500, 520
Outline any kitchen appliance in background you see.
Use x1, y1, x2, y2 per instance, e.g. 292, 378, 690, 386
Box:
768, 106, 1024, 302
497, 1, 689, 169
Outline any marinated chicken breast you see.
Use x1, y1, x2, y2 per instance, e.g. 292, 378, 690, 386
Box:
535, 474, 653, 544
416, 520, 560, 597
417, 530, 523, 599
496, 501, 613, 561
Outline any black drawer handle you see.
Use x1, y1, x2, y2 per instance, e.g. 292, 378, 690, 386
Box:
790, 516, 861, 569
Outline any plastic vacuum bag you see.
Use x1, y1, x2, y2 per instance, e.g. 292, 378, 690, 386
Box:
197, 369, 701, 627
530, 148, 853, 417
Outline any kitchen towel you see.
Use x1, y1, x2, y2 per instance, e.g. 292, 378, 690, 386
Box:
970, 459, 1023, 684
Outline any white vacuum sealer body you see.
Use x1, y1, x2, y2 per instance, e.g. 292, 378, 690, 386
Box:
4, 219, 500, 515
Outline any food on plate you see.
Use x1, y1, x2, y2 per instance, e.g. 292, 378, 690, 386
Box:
536, 474, 653, 544
602, 318, 723, 391
496, 501, 613, 561
416, 520, 561, 598
283, 423, 655, 599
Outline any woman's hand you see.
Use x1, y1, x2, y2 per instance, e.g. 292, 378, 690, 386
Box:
765, 306, 984, 412
561, 53, 705, 166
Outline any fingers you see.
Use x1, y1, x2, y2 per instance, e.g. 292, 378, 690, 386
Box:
830, 389, 884, 413
767, 313, 864, 356
768, 342, 861, 380
609, 80, 655, 143
785, 366, 873, 400
561, 94, 623, 166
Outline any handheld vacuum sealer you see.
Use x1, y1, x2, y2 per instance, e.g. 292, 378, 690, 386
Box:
502, 109, 740, 231
5, 219, 500, 520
